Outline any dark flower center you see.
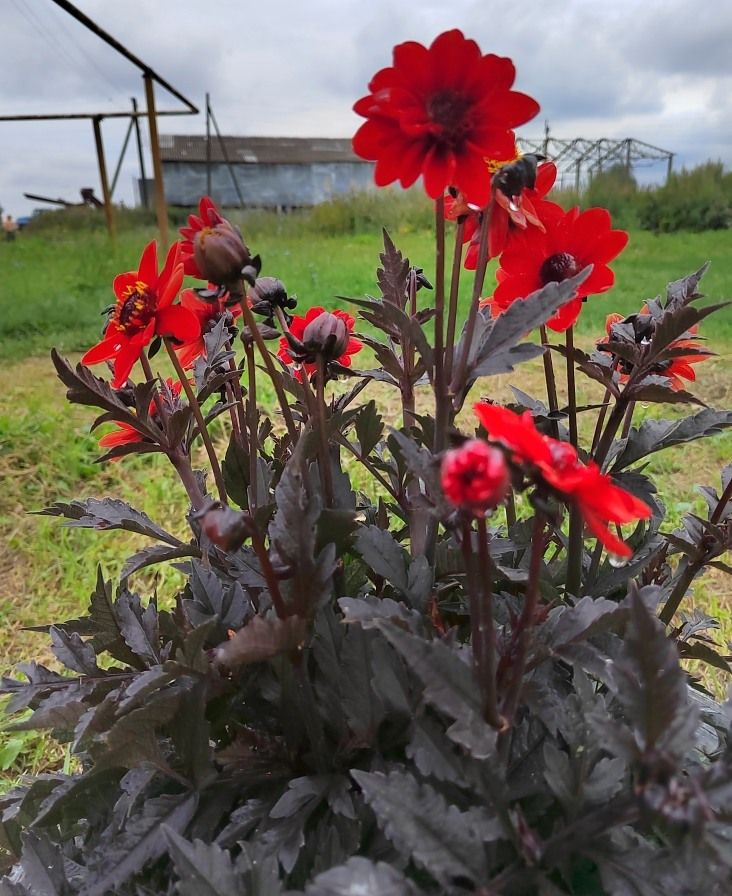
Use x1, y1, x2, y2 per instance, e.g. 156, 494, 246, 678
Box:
114, 281, 156, 332
427, 90, 472, 145
539, 252, 579, 285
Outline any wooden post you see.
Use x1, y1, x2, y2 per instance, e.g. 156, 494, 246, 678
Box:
131, 97, 148, 208
92, 115, 116, 240
206, 92, 212, 198
143, 71, 169, 250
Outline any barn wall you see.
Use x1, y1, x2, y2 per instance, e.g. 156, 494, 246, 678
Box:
161, 161, 376, 207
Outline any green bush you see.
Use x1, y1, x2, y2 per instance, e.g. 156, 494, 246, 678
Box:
25, 204, 163, 235
638, 162, 732, 233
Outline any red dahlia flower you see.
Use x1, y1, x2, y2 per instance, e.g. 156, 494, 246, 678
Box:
82, 241, 198, 389
175, 286, 242, 369
352, 29, 539, 207
441, 439, 510, 517
487, 204, 629, 332
474, 403, 651, 556
98, 379, 183, 459
278, 307, 362, 380
179, 196, 258, 286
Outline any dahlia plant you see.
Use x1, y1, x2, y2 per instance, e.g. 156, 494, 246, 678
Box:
2, 28, 732, 896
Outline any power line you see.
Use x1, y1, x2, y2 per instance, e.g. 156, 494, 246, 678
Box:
43, 0, 122, 100
10, 0, 84, 83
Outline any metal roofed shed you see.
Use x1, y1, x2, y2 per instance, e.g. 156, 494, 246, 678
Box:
157, 135, 376, 209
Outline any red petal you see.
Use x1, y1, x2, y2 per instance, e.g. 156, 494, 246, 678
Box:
82, 334, 122, 365
137, 240, 158, 286
155, 306, 201, 343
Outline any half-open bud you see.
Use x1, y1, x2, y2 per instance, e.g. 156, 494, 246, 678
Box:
193, 220, 254, 289
441, 439, 510, 517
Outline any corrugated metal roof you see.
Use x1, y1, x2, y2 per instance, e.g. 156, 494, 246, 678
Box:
159, 135, 365, 165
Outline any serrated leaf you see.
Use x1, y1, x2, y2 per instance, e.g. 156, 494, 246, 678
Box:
37, 498, 180, 546
18, 830, 70, 896
355, 526, 409, 594
183, 561, 250, 642
375, 622, 496, 759
354, 400, 384, 457
81, 792, 198, 896
612, 409, 732, 470
614, 589, 699, 757
457, 268, 591, 399
307, 856, 417, 896
164, 827, 241, 896
121, 543, 199, 581
351, 769, 488, 887
50, 626, 99, 675
212, 615, 307, 670
116, 592, 161, 667
338, 595, 422, 632
222, 430, 250, 509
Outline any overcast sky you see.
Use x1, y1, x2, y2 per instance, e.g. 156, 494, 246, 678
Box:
1, 0, 731, 217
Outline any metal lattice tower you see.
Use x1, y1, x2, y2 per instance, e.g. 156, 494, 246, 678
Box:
518, 128, 674, 191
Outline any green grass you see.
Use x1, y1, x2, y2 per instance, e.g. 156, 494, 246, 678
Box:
2, 215, 731, 360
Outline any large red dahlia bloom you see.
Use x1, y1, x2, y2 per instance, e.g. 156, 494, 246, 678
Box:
352, 30, 539, 207
82, 241, 198, 389
474, 403, 651, 556
278, 307, 362, 380
488, 204, 629, 332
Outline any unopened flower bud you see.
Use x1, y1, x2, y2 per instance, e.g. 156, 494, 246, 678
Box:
200, 506, 250, 552
302, 310, 350, 362
194, 220, 253, 288
441, 439, 509, 517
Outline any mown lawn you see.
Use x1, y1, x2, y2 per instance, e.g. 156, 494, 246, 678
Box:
0, 212, 730, 782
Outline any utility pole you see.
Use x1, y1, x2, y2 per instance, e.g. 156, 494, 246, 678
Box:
144, 71, 169, 249
92, 115, 116, 239
131, 97, 148, 208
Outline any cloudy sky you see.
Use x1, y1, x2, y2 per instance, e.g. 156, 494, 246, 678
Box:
1, 0, 730, 217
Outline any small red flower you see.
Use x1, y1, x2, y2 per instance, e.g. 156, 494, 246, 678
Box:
487, 204, 629, 332
278, 307, 362, 380
601, 310, 713, 391
179, 196, 257, 286
175, 286, 242, 369
352, 30, 539, 207
82, 241, 198, 389
98, 379, 183, 459
474, 403, 651, 556
441, 439, 510, 516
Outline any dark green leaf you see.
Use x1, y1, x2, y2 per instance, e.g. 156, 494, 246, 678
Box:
50, 626, 99, 675
612, 409, 732, 470
354, 400, 384, 457
164, 827, 241, 896
351, 769, 488, 887
355, 526, 409, 594
81, 793, 198, 896
121, 543, 200, 581
116, 592, 161, 667
37, 498, 181, 546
